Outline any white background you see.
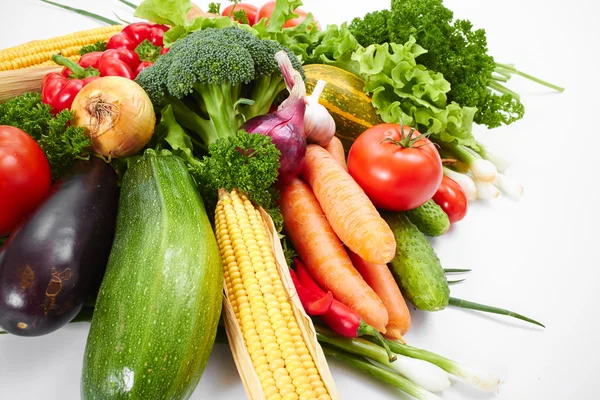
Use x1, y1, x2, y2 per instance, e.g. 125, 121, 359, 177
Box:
1, 0, 599, 399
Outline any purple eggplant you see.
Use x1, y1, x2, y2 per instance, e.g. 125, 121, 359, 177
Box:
0, 157, 119, 336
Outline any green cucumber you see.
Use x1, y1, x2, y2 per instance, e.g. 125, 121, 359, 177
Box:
383, 212, 449, 311
403, 200, 450, 237
82, 150, 223, 400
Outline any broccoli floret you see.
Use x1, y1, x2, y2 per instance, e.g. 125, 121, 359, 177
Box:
136, 27, 304, 146
193, 27, 304, 117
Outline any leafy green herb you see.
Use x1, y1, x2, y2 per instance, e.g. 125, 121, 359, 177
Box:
134, 39, 162, 62
0, 93, 91, 179
79, 40, 107, 55
207, 2, 221, 14
297, 23, 477, 147
232, 9, 249, 25
348, 0, 562, 129
195, 130, 281, 211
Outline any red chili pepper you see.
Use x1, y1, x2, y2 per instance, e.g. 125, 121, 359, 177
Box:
290, 270, 333, 315
135, 61, 154, 76
294, 259, 396, 361
42, 55, 100, 113
160, 47, 169, 55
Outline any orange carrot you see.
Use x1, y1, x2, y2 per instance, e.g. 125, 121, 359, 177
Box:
348, 250, 411, 339
324, 136, 347, 171
301, 144, 396, 264
281, 178, 389, 333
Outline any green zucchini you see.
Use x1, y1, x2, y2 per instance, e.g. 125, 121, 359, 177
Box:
82, 150, 223, 400
383, 212, 449, 311
403, 200, 450, 237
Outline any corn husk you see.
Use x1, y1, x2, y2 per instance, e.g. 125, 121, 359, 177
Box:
222, 207, 340, 400
0, 66, 60, 103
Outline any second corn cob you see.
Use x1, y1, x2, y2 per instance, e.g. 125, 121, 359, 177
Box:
0, 25, 123, 71
216, 188, 338, 400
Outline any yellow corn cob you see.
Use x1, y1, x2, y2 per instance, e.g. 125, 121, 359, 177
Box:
0, 25, 123, 71
216, 189, 332, 400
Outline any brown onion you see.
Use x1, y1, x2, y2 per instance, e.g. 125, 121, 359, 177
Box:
71, 76, 155, 158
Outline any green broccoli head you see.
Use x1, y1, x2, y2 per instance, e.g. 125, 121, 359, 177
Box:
135, 27, 304, 147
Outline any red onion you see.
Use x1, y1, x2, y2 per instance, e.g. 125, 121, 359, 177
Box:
242, 51, 307, 185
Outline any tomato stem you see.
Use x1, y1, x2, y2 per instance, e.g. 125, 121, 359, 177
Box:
380, 125, 433, 149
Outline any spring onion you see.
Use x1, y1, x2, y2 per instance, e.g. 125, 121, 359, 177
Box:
316, 328, 451, 392
322, 346, 442, 400
475, 180, 500, 200
475, 143, 511, 173
439, 141, 498, 182
379, 338, 501, 393
443, 167, 477, 201
493, 173, 524, 199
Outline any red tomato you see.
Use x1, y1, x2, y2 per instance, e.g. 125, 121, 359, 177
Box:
0, 126, 52, 236
222, 3, 259, 24
256, 0, 313, 27
432, 175, 468, 223
347, 124, 443, 211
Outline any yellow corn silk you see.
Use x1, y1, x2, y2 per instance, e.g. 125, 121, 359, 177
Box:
216, 189, 332, 400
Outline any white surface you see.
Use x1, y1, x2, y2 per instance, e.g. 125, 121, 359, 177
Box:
1, 0, 599, 399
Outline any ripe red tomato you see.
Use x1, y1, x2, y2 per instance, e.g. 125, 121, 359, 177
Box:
222, 3, 259, 24
432, 175, 468, 223
256, 0, 313, 27
0, 126, 52, 236
347, 124, 442, 211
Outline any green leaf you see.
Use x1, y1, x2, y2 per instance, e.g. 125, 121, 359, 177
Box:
79, 40, 107, 55
155, 105, 197, 166
266, 0, 303, 32
163, 15, 239, 46
352, 39, 477, 147
134, 0, 192, 27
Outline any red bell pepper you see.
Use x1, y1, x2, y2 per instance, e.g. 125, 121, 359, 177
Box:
135, 61, 154, 76
109, 22, 169, 51
97, 48, 140, 79
294, 258, 396, 362
42, 54, 101, 113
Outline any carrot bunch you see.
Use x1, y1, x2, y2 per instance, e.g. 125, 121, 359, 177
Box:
280, 143, 411, 339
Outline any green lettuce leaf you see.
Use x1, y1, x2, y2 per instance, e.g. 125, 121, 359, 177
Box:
352, 38, 477, 147
134, 0, 191, 26
264, 0, 303, 32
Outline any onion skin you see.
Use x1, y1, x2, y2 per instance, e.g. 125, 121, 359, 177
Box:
71, 76, 155, 158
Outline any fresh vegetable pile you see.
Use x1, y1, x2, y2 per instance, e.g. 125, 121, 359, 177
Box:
0, 0, 559, 399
